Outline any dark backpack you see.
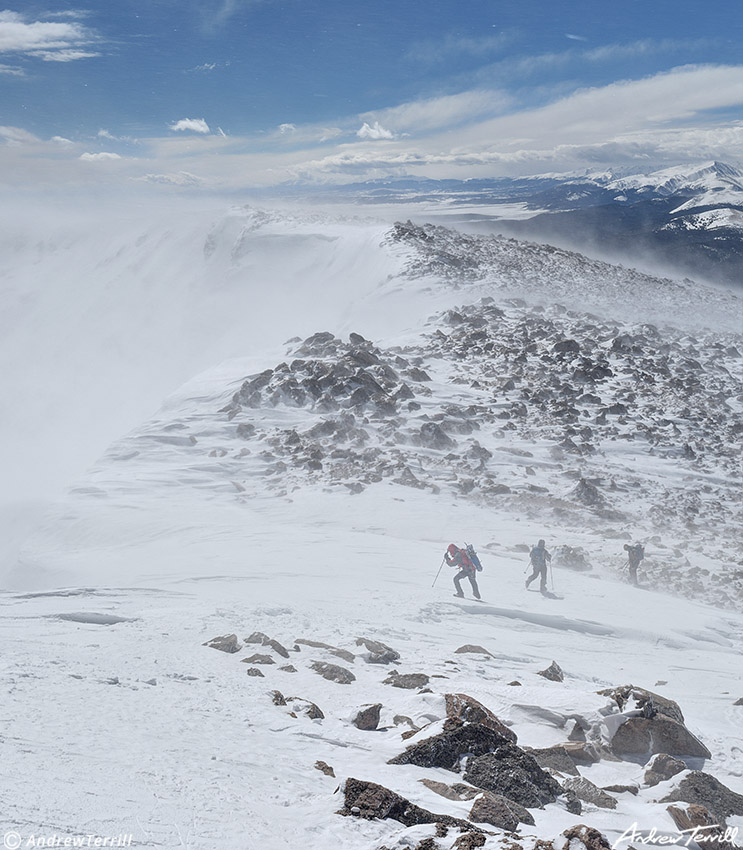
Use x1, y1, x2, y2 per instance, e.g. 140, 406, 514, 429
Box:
465, 543, 483, 572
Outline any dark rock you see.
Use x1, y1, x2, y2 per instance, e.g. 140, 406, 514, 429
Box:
464, 746, 563, 808
611, 715, 711, 759
572, 478, 606, 507
553, 339, 580, 354
660, 771, 743, 825
203, 634, 241, 653
339, 777, 480, 832
562, 742, 602, 765
528, 745, 580, 776
444, 693, 517, 743
562, 777, 617, 809
384, 671, 430, 689
666, 804, 734, 847
469, 791, 535, 830
236, 422, 256, 439
419, 422, 456, 450
241, 653, 274, 665
644, 753, 686, 786
353, 704, 382, 731
270, 690, 286, 706
310, 661, 356, 685
355, 636, 400, 664
389, 721, 514, 772
279, 665, 297, 673
245, 667, 264, 677
314, 760, 335, 777
537, 660, 564, 682
563, 789, 583, 814
552, 545, 592, 572
507, 681, 522, 687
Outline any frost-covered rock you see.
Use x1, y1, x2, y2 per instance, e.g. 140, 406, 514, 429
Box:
203, 633, 241, 653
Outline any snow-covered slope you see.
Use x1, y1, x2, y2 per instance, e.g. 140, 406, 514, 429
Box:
3, 211, 743, 850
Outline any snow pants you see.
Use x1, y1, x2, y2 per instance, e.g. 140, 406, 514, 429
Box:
453, 569, 480, 599
526, 564, 547, 592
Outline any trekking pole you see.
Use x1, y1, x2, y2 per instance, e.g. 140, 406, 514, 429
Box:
432, 557, 446, 588
550, 562, 555, 591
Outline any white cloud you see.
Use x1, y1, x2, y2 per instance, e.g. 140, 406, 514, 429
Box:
0, 62, 23, 75
279, 123, 296, 134
0, 125, 39, 145
33, 49, 100, 62
357, 121, 395, 140
79, 152, 122, 162
0, 10, 100, 62
360, 90, 512, 135
51, 136, 73, 145
169, 118, 211, 134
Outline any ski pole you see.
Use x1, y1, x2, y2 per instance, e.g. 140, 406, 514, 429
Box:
432, 557, 446, 588
550, 562, 555, 591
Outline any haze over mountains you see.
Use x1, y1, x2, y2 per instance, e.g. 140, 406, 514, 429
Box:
299, 161, 743, 288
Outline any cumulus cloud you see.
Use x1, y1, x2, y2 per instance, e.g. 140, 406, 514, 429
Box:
279, 123, 296, 134
79, 152, 122, 162
0, 10, 100, 62
357, 121, 395, 140
169, 118, 211, 134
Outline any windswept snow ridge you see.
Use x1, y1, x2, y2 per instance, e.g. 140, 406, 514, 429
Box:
4, 212, 743, 850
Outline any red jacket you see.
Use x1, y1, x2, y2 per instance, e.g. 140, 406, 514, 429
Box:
445, 545, 475, 573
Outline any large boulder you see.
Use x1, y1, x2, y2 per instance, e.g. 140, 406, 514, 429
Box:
444, 693, 517, 743
660, 771, 743, 825
388, 721, 512, 772
598, 685, 685, 724
462, 742, 563, 809
560, 825, 612, 850
353, 704, 382, 731
384, 671, 430, 689
469, 791, 535, 831
611, 715, 711, 760
339, 777, 480, 832
203, 634, 240, 653
355, 636, 400, 664
528, 745, 580, 776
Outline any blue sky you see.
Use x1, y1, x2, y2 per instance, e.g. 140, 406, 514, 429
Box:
1, 0, 742, 190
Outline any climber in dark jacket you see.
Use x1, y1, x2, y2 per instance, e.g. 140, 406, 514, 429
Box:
445, 543, 481, 599
525, 539, 551, 592
624, 542, 645, 586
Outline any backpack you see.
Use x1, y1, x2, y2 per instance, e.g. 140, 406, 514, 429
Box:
465, 543, 483, 572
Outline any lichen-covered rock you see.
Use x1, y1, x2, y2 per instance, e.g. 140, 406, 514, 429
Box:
310, 660, 356, 684
203, 634, 241, 653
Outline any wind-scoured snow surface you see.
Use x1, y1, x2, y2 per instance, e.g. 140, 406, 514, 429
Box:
2, 205, 743, 850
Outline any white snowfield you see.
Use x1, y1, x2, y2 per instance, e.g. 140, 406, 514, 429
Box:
1, 204, 742, 850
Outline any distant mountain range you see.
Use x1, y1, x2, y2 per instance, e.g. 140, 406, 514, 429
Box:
289, 161, 743, 287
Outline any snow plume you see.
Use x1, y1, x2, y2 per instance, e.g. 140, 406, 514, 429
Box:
169, 117, 211, 134
357, 120, 395, 140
